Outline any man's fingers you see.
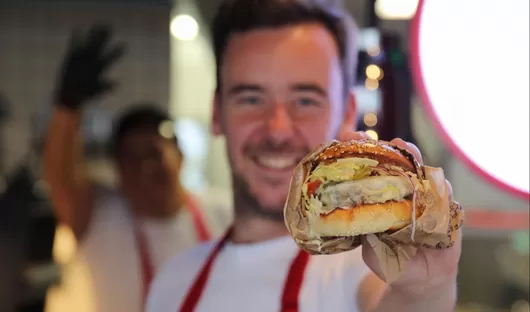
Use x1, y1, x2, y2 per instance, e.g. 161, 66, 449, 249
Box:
99, 79, 117, 94
85, 24, 113, 55
390, 138, 424, 165
67, 28, 83, 52
100, 43, 126, 71
339, 131, 371, 141
361, 235, 385, 281
446, 179, 454, 202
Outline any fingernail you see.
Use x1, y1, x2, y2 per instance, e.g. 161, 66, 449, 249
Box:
357, 131, 370, 139
391, 138, 407, 147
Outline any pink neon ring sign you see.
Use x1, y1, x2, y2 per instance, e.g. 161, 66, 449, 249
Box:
410, 0, 529, 200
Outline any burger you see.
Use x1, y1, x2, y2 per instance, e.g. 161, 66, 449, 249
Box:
291, 139, 427, 243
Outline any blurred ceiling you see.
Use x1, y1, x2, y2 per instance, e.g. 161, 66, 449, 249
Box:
193, 0, 368, 30
192, 0, 410, 50
0, 0, 169, 3
0, 0, 410, 49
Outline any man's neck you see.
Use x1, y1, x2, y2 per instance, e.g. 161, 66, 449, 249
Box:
231, 214, 289, 244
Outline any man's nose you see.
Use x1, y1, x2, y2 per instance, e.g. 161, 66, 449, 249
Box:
266, 104, 295, 142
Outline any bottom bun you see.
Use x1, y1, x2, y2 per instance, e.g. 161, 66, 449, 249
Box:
312, 200, 422, 237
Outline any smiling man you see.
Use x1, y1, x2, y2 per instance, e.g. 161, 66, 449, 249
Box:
146, 1, 461, 311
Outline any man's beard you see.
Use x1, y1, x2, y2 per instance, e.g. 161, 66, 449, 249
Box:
232, 173, 285, 223
229, 136, 312, 223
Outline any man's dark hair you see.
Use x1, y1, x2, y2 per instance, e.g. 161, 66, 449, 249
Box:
211, 0, 359, 96
110, 103, 177, 157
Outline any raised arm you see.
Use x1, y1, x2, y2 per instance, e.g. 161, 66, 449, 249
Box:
44, 107, 93, 239
43, 25, 125, 239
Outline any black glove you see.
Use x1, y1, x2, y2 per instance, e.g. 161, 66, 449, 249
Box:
55, 24, 126, 109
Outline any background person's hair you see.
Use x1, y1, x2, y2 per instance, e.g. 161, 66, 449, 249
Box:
110, 103, 178, 158
211, 0, 359, 97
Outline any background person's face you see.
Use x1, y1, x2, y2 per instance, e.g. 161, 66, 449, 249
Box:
117, 130, 181, 205
212, 23, 356, 218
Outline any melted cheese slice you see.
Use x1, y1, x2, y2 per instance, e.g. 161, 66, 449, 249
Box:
317, 176, 413, 214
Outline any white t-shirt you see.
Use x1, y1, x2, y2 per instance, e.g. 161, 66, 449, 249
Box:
51, 185, 232, 312
146, 236, 371, 312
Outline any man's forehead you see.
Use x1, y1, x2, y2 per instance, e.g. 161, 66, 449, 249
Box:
221, 23, 340, 88
224, 23, 338, 61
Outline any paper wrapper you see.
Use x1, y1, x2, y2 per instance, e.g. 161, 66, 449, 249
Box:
284, 140, 465, 283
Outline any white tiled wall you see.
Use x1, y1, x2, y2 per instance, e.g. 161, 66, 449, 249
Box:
0, 2, 170, 174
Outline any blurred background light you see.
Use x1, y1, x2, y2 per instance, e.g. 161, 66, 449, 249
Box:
158, 120, 175, 139
363, 113, 378, 127
366, 64, 383, 80
375, 0, 419, 20
366, 130, 379, 140
170, 14, 199, 40
365, 78, 379, 90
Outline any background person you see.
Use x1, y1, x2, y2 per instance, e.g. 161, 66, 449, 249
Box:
43, 25, 232, 312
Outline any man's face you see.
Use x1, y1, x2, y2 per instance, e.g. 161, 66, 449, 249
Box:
212, 23, 356, 218
116, 129, 181, 204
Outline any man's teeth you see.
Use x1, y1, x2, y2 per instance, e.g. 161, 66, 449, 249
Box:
256, 156, 297, 169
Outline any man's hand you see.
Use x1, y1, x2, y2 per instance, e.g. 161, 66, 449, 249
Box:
340, 131, 461, 311
55, 24, 125, 109
45, 24, 125, 239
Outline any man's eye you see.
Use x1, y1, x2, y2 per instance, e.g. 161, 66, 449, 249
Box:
296, 97, 318, 107
239, 96, 261, 105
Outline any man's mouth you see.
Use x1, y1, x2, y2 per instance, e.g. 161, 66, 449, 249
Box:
252, 155, 304, 172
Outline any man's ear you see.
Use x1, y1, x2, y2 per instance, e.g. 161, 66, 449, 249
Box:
340, 89, 358, 133
211, 91, 223, 136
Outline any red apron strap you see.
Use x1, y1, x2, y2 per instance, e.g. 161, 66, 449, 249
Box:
179, 228, 233, 312
134, 192, 210, 309
280, 250, 311, 312
134, 226, 154, 309
184, 192, 211, 242
178, 229, 311, 312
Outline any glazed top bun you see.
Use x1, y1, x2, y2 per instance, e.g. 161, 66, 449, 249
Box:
313, 140, 418, 173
